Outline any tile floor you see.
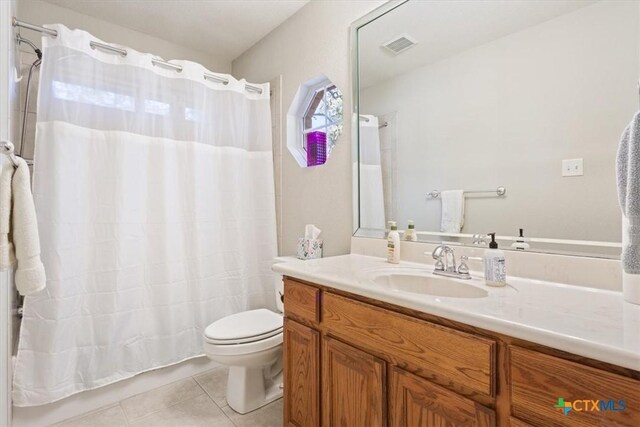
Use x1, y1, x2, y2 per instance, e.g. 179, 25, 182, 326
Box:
53, 367, 283, 427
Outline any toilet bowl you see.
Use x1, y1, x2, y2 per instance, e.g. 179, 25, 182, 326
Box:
202, 259, 287, 414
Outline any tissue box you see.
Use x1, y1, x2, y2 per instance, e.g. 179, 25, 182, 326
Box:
297, 238, 323, 260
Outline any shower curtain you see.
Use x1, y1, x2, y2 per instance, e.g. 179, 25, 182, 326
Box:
13, 24, 277, 406
355, 115, 386, 230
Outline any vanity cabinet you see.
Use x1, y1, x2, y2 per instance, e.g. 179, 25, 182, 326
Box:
282, 277, 640, 427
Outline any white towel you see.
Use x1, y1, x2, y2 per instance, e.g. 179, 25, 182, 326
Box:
0, 159, 16, 270
440, 190, 464, 233
617, 111, 640, 274
0, 157, 46, 295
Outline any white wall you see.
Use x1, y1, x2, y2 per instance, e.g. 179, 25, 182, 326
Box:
361, 1, 637, 242
232, 0, 385, 257
17, 0, 230, 73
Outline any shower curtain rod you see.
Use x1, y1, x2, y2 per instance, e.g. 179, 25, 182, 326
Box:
359, 115, 388, 129
11, 17, 264, 95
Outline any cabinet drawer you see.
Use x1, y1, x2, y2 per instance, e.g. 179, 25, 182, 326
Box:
322, 292, 496, 398
510, 346, 640, 427
284, 279, 320, 323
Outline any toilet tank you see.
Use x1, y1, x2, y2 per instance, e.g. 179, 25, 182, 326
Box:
273, 257, 290, 313
274, 274, 284, 314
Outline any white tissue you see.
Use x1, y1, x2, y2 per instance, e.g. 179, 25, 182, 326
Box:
305, 224, 321, 240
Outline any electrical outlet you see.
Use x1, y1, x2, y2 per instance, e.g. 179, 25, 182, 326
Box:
562, 158, 583, 177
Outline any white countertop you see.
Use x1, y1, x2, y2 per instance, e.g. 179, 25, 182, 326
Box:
273, 254, 640, 371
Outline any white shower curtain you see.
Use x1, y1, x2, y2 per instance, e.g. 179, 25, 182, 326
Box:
13, 24, 277, 406
355, 115, 386, 230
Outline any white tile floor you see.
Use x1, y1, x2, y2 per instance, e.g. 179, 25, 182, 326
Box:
52, 367, 283, 427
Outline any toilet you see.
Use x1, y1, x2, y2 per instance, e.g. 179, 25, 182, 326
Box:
203, 260, 286, 414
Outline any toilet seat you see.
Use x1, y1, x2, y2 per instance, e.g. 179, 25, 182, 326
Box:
204, 331, 283, 357
205, 328, 282, 345
204, 308, 283, 345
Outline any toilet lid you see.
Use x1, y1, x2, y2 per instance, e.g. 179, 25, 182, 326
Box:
204, 309, 283, 344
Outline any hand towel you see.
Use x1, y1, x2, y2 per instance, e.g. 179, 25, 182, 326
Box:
617, 111, 640, 274
440, 190, 464, 233
0, 159, 16, 270
10, 157, 46, 295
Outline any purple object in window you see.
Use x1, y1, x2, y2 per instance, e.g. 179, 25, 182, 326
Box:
306, 131, 327, 166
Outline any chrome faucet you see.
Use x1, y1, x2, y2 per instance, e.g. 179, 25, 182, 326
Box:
430, 245, 471, 279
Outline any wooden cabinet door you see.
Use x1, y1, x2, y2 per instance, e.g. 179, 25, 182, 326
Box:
284, 319, 320, 427
389, 366, 496, 427
322, 336, 386, 427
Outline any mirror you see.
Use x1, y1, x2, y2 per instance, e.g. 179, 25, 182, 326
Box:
353, 0, 638, 258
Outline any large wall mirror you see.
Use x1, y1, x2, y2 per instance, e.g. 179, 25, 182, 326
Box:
353, 0, 639, 258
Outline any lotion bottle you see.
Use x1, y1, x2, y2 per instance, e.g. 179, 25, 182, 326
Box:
484, 233, 506, 286
387, 221, 400, 264
404, 220, 417, 241
511, 228, 530, 251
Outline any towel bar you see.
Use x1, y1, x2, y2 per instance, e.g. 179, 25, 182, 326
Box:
427, 186, 506, 199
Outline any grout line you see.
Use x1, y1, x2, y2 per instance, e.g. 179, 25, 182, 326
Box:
191, 375, 238, 427
117, 403, 130, 427
192, 374, 214, 402
121, 378, 205, 423
124, 393, 206, 426
219, 404, 238, 427
191, 372, 241, 426
192, 368, 227, 408
53, 403, 123, 426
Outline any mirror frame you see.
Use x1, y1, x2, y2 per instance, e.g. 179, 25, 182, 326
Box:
349, 0, 622, 259
350, 0, 408, 236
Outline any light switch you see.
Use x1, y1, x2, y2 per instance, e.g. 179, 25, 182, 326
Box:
562, 158, 583, 177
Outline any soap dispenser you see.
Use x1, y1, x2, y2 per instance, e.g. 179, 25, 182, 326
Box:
511, 228, 530, 251
387, 221, 400, 264
404, 220, 417, 241
484, 233, 506, 287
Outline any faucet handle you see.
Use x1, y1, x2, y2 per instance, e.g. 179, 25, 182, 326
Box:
426, 250, 446, 271
458, 256, 470, 275
429, 246, 445, 260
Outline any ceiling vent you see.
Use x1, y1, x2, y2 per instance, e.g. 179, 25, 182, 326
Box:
381, 34, 417, 55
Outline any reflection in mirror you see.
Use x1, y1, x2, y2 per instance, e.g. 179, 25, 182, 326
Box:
355, 0, 638, 257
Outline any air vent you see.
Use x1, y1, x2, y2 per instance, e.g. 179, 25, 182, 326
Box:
382, 34, 417, 55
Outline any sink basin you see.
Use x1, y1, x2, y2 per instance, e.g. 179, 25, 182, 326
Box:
367, 268, 488, 298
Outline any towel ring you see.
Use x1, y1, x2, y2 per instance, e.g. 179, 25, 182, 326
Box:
0, 140, 20, 168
